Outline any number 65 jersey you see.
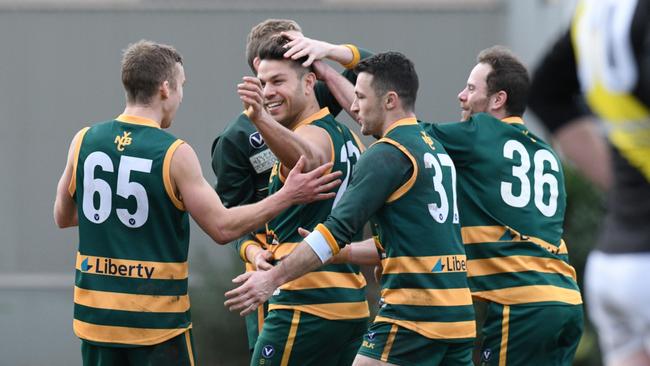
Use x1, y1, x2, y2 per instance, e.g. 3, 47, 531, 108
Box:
68, 114, 191, 347
423, 113, 583, 306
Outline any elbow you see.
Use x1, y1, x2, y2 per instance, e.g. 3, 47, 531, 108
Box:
211, 224, 238, 245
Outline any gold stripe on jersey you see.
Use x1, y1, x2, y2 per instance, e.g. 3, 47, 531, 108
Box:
68, 127, 90, 197
381, 288, 473, 307
163, 139, 186, 210
374, 316, 476, 340
382, 255, 467, 274
381, 324, 398, 362
461, 226, 568, 255
377, 137, 418, 203
73, 319, 189, 346
281, 310, 301, 366
467, 255, 576, 280
341, 44, 361, 69
501, 116, 524, 125
269, 301, 370, 320
116, 114, 161, 129
280, 271, 367, 291
472, 285, 582, 305
184, 330, 196, 366
351, 130, 367, 153
75, 252, 188, 280
74, 286, 190, 313
499, 305, 510, 366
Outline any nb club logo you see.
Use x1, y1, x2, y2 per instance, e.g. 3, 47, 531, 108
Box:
114, 131, 132, 151
249, 132, 265, 149
81, 257, 93, 271
261, 345, 275, 359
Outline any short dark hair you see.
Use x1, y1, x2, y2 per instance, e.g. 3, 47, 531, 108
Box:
121, 40, 183, 105
354, 52, 419, 112
246, 19, 302, 73
477, 45, 529, 116
256, 35, 311, 76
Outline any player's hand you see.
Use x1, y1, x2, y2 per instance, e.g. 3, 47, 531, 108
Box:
283, 156, 342, 205
237, 76, 265, 121
297, 227, 311, 238
253, 250, 274, 271
224, 270, 277, 316
281, 32, 333, 67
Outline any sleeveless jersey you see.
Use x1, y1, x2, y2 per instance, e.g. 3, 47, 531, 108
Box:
370, 118, 475, 341
69, 114, 190, 347
424, 113, 582, 306
265, 108, 369, 321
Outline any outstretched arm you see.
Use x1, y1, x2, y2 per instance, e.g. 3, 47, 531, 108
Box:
172, 143, 341, 244
312, 60, 357, 121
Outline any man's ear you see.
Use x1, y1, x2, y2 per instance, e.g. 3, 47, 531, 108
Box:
490, 90, 508, 111
303, 72, 317, 95
385, 91, 399, 111
160, 80, 170, 100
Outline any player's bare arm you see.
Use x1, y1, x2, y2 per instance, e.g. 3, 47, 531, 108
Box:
311, 60, 357, 121
54, 129, 84, 228
171, 143, 341, 244
281, 32, 355, 67
238, 76, 332, 174
225, 239, 324, 316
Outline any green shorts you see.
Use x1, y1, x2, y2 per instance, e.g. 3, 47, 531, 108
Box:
245, 302, 269, 352
81, 329, 195, 366
357, 322, 473, 366
478, 302, 584, 366
251, 309, 367, 366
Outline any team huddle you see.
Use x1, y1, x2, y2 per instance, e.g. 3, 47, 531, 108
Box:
54, 1, 650, 365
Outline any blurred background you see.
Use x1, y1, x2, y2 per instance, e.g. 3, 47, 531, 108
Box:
0, 0, 605, 364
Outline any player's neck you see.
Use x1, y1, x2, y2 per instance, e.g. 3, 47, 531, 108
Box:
288, 100, 321, 130
122, 104, 164, 127
381, 110, 417, 136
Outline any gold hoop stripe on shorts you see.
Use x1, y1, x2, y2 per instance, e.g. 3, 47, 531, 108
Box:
499, 305, 510, 366
281, 310, 301, 366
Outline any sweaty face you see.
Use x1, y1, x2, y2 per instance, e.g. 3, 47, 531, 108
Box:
162, 63, 185, 129
457, 62, 491, 121
257, 59, 307, 127
351, 72, 385, 137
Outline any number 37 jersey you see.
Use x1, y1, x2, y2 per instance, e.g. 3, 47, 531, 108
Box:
423, 113, 582, 306
68, 114, 191, 347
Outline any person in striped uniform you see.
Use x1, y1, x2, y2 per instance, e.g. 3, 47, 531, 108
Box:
421, 46, 584, 366
233, 35, 370, 366
53, 39, 343, 365
211, 18, 373, 354
226, 51, 476, 366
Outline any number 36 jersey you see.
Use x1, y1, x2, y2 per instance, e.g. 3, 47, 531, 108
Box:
422, 113, 582, 306
68, 114, 191, 347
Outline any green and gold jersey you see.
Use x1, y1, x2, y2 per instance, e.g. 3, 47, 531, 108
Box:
68, 114, 190, 347
423, 113, 582, 306
265, 108, 369, 321
318, 118, 476, 341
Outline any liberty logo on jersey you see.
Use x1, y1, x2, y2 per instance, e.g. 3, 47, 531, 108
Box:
431, 255, 467, 273
80, 257, 155, 279
114, 131, 132, 151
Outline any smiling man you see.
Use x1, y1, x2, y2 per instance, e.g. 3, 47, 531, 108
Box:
234, 35, 369, 366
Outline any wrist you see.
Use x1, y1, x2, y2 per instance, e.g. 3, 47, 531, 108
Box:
244, 242, 263, 263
